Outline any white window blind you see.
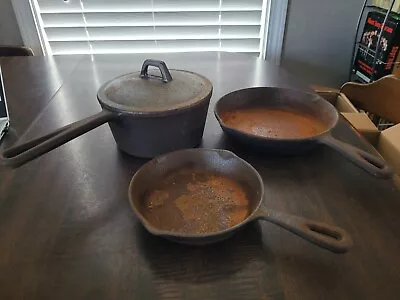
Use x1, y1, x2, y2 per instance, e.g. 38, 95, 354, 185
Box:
33, 0, 267, 56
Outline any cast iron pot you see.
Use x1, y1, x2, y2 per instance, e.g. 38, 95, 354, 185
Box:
1, 59, 213, 167
214, 87, 393, 179
129, 148, 353, 253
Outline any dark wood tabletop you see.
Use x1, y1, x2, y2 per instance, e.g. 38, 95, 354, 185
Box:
1, 53, 400, 300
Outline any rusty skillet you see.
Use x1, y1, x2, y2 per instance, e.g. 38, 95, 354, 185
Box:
214, 87, 393, 179
129, 149, 353, 253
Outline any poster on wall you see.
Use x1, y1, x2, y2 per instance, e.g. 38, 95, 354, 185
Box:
353, 11, 400, 82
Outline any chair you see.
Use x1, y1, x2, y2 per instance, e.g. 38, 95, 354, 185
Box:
312, 75, 400, 123
0, 46, 34, 57
339, 75, 400, 124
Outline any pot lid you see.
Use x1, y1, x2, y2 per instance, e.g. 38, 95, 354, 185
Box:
97, 59, 213, 114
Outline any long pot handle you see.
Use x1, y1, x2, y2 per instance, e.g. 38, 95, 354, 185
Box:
254, 208, 353, 253
0, 110, 117, 168
319, 134, 393, 179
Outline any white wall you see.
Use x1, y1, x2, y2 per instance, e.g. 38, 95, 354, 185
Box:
281, 0, 365, 88
0, 0, 23, 45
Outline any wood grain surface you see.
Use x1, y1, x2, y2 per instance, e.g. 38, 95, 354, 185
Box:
1, 53, 400, 300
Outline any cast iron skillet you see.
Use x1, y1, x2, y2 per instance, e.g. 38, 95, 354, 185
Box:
214, 87, 393, 179
129, 149, 353, 253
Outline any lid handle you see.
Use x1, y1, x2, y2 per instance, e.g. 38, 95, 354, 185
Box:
140, 59, 173, 83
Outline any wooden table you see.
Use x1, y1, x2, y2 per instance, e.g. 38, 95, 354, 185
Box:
1, 53, 399, 300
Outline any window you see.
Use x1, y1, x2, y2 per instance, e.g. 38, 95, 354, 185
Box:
12, 0, 287, 62
31, 0, 267, 56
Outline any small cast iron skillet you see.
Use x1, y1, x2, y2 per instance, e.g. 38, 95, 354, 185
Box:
214, 87, 393, 179
129, 149, 353, 253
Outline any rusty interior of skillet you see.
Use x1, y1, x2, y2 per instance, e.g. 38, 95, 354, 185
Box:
215, 87, 339, 140
129, 150, 263, 235
220, 107, 327, 139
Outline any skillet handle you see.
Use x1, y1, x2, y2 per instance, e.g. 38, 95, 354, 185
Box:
254, 208, 353, 253
0, 110, 117, 168
319, 134, 393, 179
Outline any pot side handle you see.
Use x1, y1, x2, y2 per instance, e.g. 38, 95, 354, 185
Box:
0, 110, 117, 168
254, 208, 353, 253
319, 134, 393, 179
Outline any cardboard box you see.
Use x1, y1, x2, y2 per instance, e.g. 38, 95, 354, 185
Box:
317, 90, 400, 188
342, 112, 400, 189
394, 174, 400, 186
377, 123, 400, 172
316, 91, 358, 113
341, 112, 381, 145
391, 52, 400, 76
